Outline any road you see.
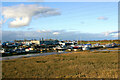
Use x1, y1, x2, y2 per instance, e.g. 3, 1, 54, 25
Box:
1, 48, 119, 61
0, 52, 69, 61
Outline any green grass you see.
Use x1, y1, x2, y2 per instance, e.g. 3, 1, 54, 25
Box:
2, 51, 118, 78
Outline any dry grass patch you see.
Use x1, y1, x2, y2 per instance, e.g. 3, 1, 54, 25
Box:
2, 51, 118, 78
107, 48, 120, 50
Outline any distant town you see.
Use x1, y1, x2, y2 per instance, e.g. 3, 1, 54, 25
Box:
0, 38, 119, 57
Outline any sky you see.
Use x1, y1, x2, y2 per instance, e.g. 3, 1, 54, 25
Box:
0, 2, 119, 41
1, 0, 119, 2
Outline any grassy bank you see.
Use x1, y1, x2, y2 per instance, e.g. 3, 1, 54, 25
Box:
2, 51, 118, 78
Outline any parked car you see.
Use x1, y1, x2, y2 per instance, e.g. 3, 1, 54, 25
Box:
21, 48, 26, 53
0, 48, 5, 53
14, 49, 22, 54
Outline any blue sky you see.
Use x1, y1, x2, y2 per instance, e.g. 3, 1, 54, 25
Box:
2, 2, 118, 33
1, 2, 119, 41
1, 0, 119, 2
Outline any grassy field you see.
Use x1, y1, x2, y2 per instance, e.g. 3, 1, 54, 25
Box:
2, 51, 118, 78
77, 40, 120, 45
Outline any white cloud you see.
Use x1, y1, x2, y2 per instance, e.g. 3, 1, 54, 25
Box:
9, 17, 31, 28
0, 19, 6, 25
103, 30, 119, 37
0, 21, 2, 25
2, 4, 60, 28
36, 30, 51, 33
111, 33, 119, 37
53, 32, 60, 35
97, 16, 108, 20
103, 31, 113, 36
2, 30, 117, 42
